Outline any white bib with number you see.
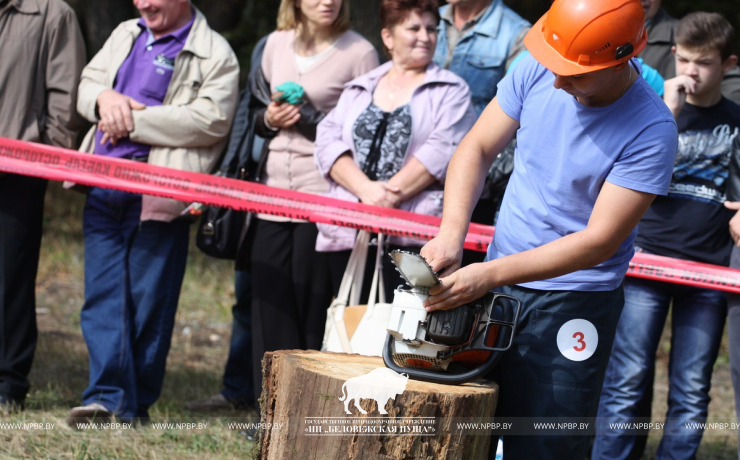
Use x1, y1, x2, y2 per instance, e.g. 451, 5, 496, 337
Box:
556, 319, 598, 361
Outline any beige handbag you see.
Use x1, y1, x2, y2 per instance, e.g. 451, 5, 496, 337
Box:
321, 231, 393, 356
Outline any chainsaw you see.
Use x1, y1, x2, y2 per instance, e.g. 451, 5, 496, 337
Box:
382, 251, 521, 385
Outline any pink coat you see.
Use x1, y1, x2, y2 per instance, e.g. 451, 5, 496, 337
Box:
314, 61, 476, 251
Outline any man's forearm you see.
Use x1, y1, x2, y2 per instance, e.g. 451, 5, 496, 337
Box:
483, 229, 618, 288
420, 97, 520, 275
487, 181, 655, 287
439, 97, 519, 241
424, 182, 655, 311
437, 141, 489, 243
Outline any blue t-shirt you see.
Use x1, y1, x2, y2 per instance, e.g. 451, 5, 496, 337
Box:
635, 58, 665, 97
487, 54, 678, 291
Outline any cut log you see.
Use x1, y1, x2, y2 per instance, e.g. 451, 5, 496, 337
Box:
256, 350, 498, 460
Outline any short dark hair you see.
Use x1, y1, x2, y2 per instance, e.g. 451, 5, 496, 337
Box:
379, 0, 440, 31
675, 12, 735, 61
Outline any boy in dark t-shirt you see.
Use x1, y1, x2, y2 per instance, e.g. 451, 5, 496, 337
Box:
638, 99, 740, 265
594, 12, 740, 460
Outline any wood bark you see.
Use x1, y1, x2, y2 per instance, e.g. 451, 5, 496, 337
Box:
256, 350, 498, 460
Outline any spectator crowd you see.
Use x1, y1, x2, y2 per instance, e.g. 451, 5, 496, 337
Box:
2, 0, 740, 459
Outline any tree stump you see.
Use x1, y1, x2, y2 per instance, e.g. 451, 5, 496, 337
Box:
256, 350, 498, 460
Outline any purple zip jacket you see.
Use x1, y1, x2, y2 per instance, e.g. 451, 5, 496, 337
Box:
314, 60, 476, 251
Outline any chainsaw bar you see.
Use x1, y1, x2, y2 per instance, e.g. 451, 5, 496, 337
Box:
390, 250, 440, 291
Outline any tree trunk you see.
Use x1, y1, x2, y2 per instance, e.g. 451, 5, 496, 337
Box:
349, 0, 384, 61
73, 0, 135, 56
193, 0, 248, 33
256, 350, 498, 460
503, 0, 549, 24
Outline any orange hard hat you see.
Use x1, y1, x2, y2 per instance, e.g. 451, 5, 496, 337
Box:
524, 0, 648, 76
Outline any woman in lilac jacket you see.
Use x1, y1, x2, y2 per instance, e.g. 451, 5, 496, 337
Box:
315, 0, 475, 298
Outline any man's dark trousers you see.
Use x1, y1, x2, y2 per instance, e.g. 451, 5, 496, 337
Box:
0, 174, 47, 403
491, 284, 625, 460
221, 269, 255, 406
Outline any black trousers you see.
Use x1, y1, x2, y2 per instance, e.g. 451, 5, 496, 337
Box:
0, 174, 47, 401
490, 284, 625, 460
249, 219, 332, 403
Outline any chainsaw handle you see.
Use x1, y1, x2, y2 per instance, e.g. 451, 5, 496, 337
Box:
382, 334, 501, 385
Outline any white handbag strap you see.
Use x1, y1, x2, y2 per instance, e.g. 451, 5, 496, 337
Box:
378, 234, 386, 304
331, 230, 370, 352
334, 230, 369, 311
349, 231, 369, 307
366, 233, 386, 317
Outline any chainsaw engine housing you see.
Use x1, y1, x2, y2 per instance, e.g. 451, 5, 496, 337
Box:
426, 305, 476, 345
383, 251, 521, 384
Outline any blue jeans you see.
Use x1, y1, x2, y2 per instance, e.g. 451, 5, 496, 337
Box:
593, 277, 726, 460
727, 245, 740, 460
81, 188, 190, 419
220, 270, 254, 406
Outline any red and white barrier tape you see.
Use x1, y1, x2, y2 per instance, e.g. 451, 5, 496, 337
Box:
2, 137, 740, 293
627, 252, 740, 293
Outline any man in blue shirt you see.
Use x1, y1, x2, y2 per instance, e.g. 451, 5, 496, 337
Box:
421, 0, 677, 458
434, 0, 529, 118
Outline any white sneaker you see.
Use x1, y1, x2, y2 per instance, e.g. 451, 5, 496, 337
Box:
66, 403, 113, 428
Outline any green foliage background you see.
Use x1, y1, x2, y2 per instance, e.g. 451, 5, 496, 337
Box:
67, 1, 740, 86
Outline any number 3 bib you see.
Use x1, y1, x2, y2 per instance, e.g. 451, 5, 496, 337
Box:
556, 319, 598, 361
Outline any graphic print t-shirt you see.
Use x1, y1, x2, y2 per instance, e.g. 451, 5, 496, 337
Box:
635, 98, 740, 265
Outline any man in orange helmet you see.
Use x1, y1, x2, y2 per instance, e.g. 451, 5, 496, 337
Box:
420, 0, 678, 458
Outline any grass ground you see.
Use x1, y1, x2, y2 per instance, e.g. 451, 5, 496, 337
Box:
0, 181, 737, 459
1, 182, 256, 459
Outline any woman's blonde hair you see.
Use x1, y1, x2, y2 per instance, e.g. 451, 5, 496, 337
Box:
277, 0, 351, 33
